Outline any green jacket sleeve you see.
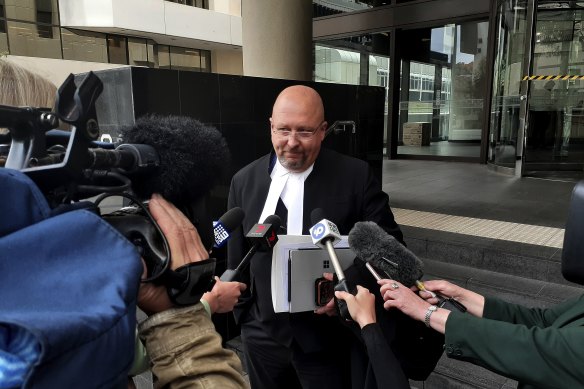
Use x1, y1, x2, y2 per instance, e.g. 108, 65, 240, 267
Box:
483, 295, 584, 328
444, 295, 584, 389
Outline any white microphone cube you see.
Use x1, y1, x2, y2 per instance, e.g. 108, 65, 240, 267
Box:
309, 219, 341, 248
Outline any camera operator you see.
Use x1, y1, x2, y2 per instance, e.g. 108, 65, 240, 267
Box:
136, 193, 249, 389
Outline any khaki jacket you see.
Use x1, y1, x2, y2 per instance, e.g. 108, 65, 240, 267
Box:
139, 303, 249, 389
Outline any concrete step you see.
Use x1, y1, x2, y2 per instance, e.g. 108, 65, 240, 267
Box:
403, 225, 579, 288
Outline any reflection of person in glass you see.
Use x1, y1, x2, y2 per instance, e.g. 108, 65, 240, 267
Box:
376, 277, 584, 388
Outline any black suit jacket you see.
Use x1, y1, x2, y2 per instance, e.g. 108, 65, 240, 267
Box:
227, 148, 404, 353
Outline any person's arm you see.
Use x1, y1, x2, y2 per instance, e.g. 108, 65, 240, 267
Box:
444, 303, 584, 388
137, 194, 248, 389
201, 277, 247, 314
336, 286, 410, 389
380, 279, 452, 334
408, 279, 486, 318
138, 304, 248, 389
481, 293, 581, 327
381, 278, 584, 387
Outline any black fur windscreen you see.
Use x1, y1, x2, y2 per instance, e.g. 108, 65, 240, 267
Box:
122, 114, 230, 205
348, 221, 424, 287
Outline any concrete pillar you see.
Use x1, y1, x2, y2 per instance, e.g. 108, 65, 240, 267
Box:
241, 0, 312, 81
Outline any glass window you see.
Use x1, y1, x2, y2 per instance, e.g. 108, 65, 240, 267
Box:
0, 21, 7, 54
145, 39, 157, 68
158, 44, 171, 69
398, 21, 489, 158
4, 0, 59, 25
166, 0, 207, 9
61, 28, 107, 63
107, 35, 127, 64
313, 1, 379, 17
7, 20, 61, 58
200, 49, 211, 72
169, 46, 201, 71
128, 37, 150, 66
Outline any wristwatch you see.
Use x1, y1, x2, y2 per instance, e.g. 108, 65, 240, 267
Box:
424, 305, 437, 328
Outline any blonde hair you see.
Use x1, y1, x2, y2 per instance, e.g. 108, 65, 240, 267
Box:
0, 60, 57, 138
0, 59, 56, 108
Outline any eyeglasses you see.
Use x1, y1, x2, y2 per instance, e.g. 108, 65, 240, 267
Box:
272, 121, 325, 139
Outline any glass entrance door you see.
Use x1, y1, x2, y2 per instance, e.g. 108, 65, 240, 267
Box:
489, 0, 529, 171
523, 1, 584, 179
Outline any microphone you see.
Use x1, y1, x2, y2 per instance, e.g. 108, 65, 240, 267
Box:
213, 207, 245, 248
100, 115, 231, 306
348, 221, 423, 287
348, 221, 466, 312
121, 114, 230, 205
309, 208, 355, 321
220, 214, 281, 282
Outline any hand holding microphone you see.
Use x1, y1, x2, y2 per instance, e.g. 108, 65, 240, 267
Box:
219, 214, 281, 282
334, 285, 377, 329
309, 208, 356, 321
348, 221, 467, 313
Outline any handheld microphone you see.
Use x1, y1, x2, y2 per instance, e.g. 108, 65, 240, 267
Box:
220, 214, 281, 282
309, 208, 356, 321
213, 207, 245, 248
348, 221, 466, 312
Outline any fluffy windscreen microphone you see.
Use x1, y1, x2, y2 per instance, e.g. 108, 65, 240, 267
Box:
121, 114, 230, 205
348, 221, 424, 287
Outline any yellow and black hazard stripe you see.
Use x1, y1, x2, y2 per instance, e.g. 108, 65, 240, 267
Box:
522, 75, 584, 81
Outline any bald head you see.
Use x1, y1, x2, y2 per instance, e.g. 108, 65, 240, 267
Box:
272, 85, 324, 122
270, 85, 327, 172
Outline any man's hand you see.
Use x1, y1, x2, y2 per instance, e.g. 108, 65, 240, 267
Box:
314, 272, 337, 316
202, 277, 247, 314
137, 193, 209, 315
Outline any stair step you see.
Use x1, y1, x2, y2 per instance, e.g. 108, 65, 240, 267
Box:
403, 225, 581, 287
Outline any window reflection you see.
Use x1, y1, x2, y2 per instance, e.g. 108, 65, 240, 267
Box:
108, 35, 127, 65
61, 28, 107, 63
165, 0, 208, 9
170, 46, 202, 71
128, 37, 149, 67
0, 21, 7, 53
397, 21, 489, 158
3, 0, 58, 25
7, 20, 60, 58
158, 45, 171, 69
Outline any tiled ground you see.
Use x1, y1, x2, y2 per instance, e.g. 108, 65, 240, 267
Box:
393, 207, 565, 248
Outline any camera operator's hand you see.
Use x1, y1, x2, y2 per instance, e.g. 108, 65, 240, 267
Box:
137, 193, 209, 315
202, 277, 247, 314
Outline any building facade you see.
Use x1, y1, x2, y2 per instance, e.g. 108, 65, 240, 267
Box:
314, 0, 584, 180
0, 0, 243, 84
2, 0, 583, 179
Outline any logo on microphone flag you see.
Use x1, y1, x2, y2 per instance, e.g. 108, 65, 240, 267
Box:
310, 223, 326, 240
213, 221, 230, 248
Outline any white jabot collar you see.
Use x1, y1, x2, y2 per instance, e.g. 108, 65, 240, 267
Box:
259, 158, 314, 235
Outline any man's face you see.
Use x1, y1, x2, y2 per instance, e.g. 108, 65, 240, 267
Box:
270, 98, 326, 173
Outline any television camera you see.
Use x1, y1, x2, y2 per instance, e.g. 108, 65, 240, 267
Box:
0, 71, 215, 306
